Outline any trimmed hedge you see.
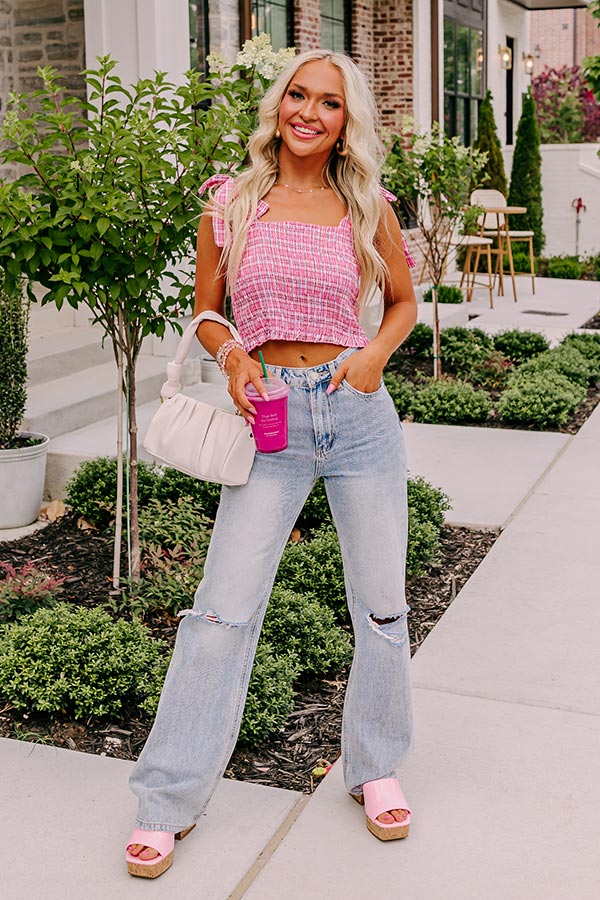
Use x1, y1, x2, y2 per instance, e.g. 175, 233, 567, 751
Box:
411, 379, 493, 424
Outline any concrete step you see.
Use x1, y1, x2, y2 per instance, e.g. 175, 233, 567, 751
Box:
27, 325, 114, 386
23, 356, 171, 439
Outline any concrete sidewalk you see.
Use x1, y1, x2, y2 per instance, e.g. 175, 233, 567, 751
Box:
240, 396, 600, 900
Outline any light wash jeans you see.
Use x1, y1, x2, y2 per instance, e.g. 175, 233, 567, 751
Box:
129, 349, 413, 832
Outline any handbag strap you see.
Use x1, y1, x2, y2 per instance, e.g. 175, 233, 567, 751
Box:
160, 311, 242, 400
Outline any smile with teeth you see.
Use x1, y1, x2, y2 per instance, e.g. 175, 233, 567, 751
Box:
290, 123, 321, 137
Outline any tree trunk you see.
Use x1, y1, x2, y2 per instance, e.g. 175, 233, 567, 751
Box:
432, 285, 442, 379
112, 315, 125, 589
127, 357, 141, 581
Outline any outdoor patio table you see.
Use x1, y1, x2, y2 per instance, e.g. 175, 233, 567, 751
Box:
480, 206, 528, 301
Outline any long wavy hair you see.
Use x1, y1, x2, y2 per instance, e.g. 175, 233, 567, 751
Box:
211, 50, 389, 306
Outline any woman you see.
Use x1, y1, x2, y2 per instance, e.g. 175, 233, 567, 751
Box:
126, 49, 418, 878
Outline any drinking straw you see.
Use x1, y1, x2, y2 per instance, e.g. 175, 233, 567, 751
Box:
258, 350, 269, 382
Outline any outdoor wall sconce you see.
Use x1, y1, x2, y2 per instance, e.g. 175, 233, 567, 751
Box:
499, 45, 512, 70
522, 52, 534, 75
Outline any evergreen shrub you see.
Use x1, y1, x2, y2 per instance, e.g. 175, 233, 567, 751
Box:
296, 480, 332, 531
517, 346, 595, 387
439, 327, 493, 376
411, 379, 493, 424
560, 333, 600, 377
262, 586, 353, 677
493, 330, 549, 365
0, 604, 168, 718
237, 642, 301, 745
508, 90, 544, 255
153, 467, 222, 520
398, 323, 433, 358
0, 274, 27, 449
498, 371, 585, 427
422, 285, 464, 304
383, 372, 415, 419
275, 525, 346, 620
474, 90, 508, 194
65, 457, 157, 529
547, 256, 584, 280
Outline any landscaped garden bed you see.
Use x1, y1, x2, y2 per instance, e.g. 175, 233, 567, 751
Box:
386, 325, 600, 433
0, 461, 498, 794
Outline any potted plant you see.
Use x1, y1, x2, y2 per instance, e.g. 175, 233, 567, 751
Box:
0, 273, 49, 529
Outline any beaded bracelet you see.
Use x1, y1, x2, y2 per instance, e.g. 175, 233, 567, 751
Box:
216, 338, 244, 378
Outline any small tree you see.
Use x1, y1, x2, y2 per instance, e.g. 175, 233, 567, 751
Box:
0, 273, 27, 449
0, 39, 292, 583
531, 65, 600, 143
385, 123, 487, 378
474, 90, 508, 195
583, 1, 600, 103
508, 90, 544, 256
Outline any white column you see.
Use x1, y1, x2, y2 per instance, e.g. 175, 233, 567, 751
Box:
412, 0, 433, 130
83, 0, 190, 87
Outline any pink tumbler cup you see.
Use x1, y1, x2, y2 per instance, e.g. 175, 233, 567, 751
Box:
245, 377, 291, 453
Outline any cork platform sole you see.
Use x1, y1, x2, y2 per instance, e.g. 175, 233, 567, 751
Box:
126, 824, 196, 878
352, 778, 411, 841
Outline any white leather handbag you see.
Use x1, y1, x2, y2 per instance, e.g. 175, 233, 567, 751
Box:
143, 311, 256, 485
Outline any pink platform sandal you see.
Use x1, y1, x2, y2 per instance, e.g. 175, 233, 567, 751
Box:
126, 824, 196, 878
352, 778, 411, 841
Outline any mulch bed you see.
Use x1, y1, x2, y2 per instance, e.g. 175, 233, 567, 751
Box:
581, 310, 600, 331
0, 516, 498, 793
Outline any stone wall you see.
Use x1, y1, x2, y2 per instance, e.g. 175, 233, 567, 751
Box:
0, 0, 85, 118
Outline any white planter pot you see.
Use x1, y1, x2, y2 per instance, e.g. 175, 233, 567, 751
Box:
0, 432, 49, 529
200, 354, 226, 384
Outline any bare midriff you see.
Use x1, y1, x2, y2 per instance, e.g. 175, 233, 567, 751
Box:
250, 340, 347, 368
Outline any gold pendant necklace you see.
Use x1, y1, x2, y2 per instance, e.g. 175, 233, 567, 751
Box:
276, 182, 331, 194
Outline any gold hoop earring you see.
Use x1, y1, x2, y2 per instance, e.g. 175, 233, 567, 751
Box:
336, 138, 349, 157
274, 128, 281, 139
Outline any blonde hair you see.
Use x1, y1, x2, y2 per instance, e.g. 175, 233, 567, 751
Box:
211, 50, 388, 306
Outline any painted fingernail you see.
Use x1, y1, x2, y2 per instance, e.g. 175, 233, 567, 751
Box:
326, 384, 335, 395
247, 415, 255, 425
261, 392, 270, 401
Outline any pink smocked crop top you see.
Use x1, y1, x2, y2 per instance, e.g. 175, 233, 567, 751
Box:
199, 174, 416, 352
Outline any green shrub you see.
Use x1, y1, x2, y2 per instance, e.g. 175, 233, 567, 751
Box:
0, 604, 168, 718
237, 642, 301, 745
422, 285, 464, 304
139, 497, 213, 557
469, 350, 513, 392
474, 89, 508, 195
547, 255, 583, 280
262, 586, 352, 677
65, 456, 157, 529
153, 467, 222, 520
508, 90, 544, 255
411, 379, 492, 424
0, 561, 64, 623
406, 512, 442, 577
407, 476, 451, 531
439, 327, 493, 376
296, 480, 333, 531
501, 251, 535, 274
398, 322, 433, 358
0, 274, 27, 449
560, 332, 600, 378
383, 372, 415, 418
275, 525, 346, 620
517, 345, 595, 387
498, 370, 585, 428
493, 330, 549, 365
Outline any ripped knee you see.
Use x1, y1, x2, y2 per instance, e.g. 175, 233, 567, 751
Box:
368, 609, 409, 645
177, 607, 249, 628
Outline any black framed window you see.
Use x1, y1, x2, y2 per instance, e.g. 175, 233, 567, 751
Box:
321, 0, 351, 54
189, 0, 210, 75
444, 17, 484, 146
252, 1, 293, 50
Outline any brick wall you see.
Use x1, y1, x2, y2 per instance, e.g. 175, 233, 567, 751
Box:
373, 0, 413, 131
531, 8, 600, 77
293, 0, 321, 50
0, 0, 85, 118
351, 0, 374, 84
